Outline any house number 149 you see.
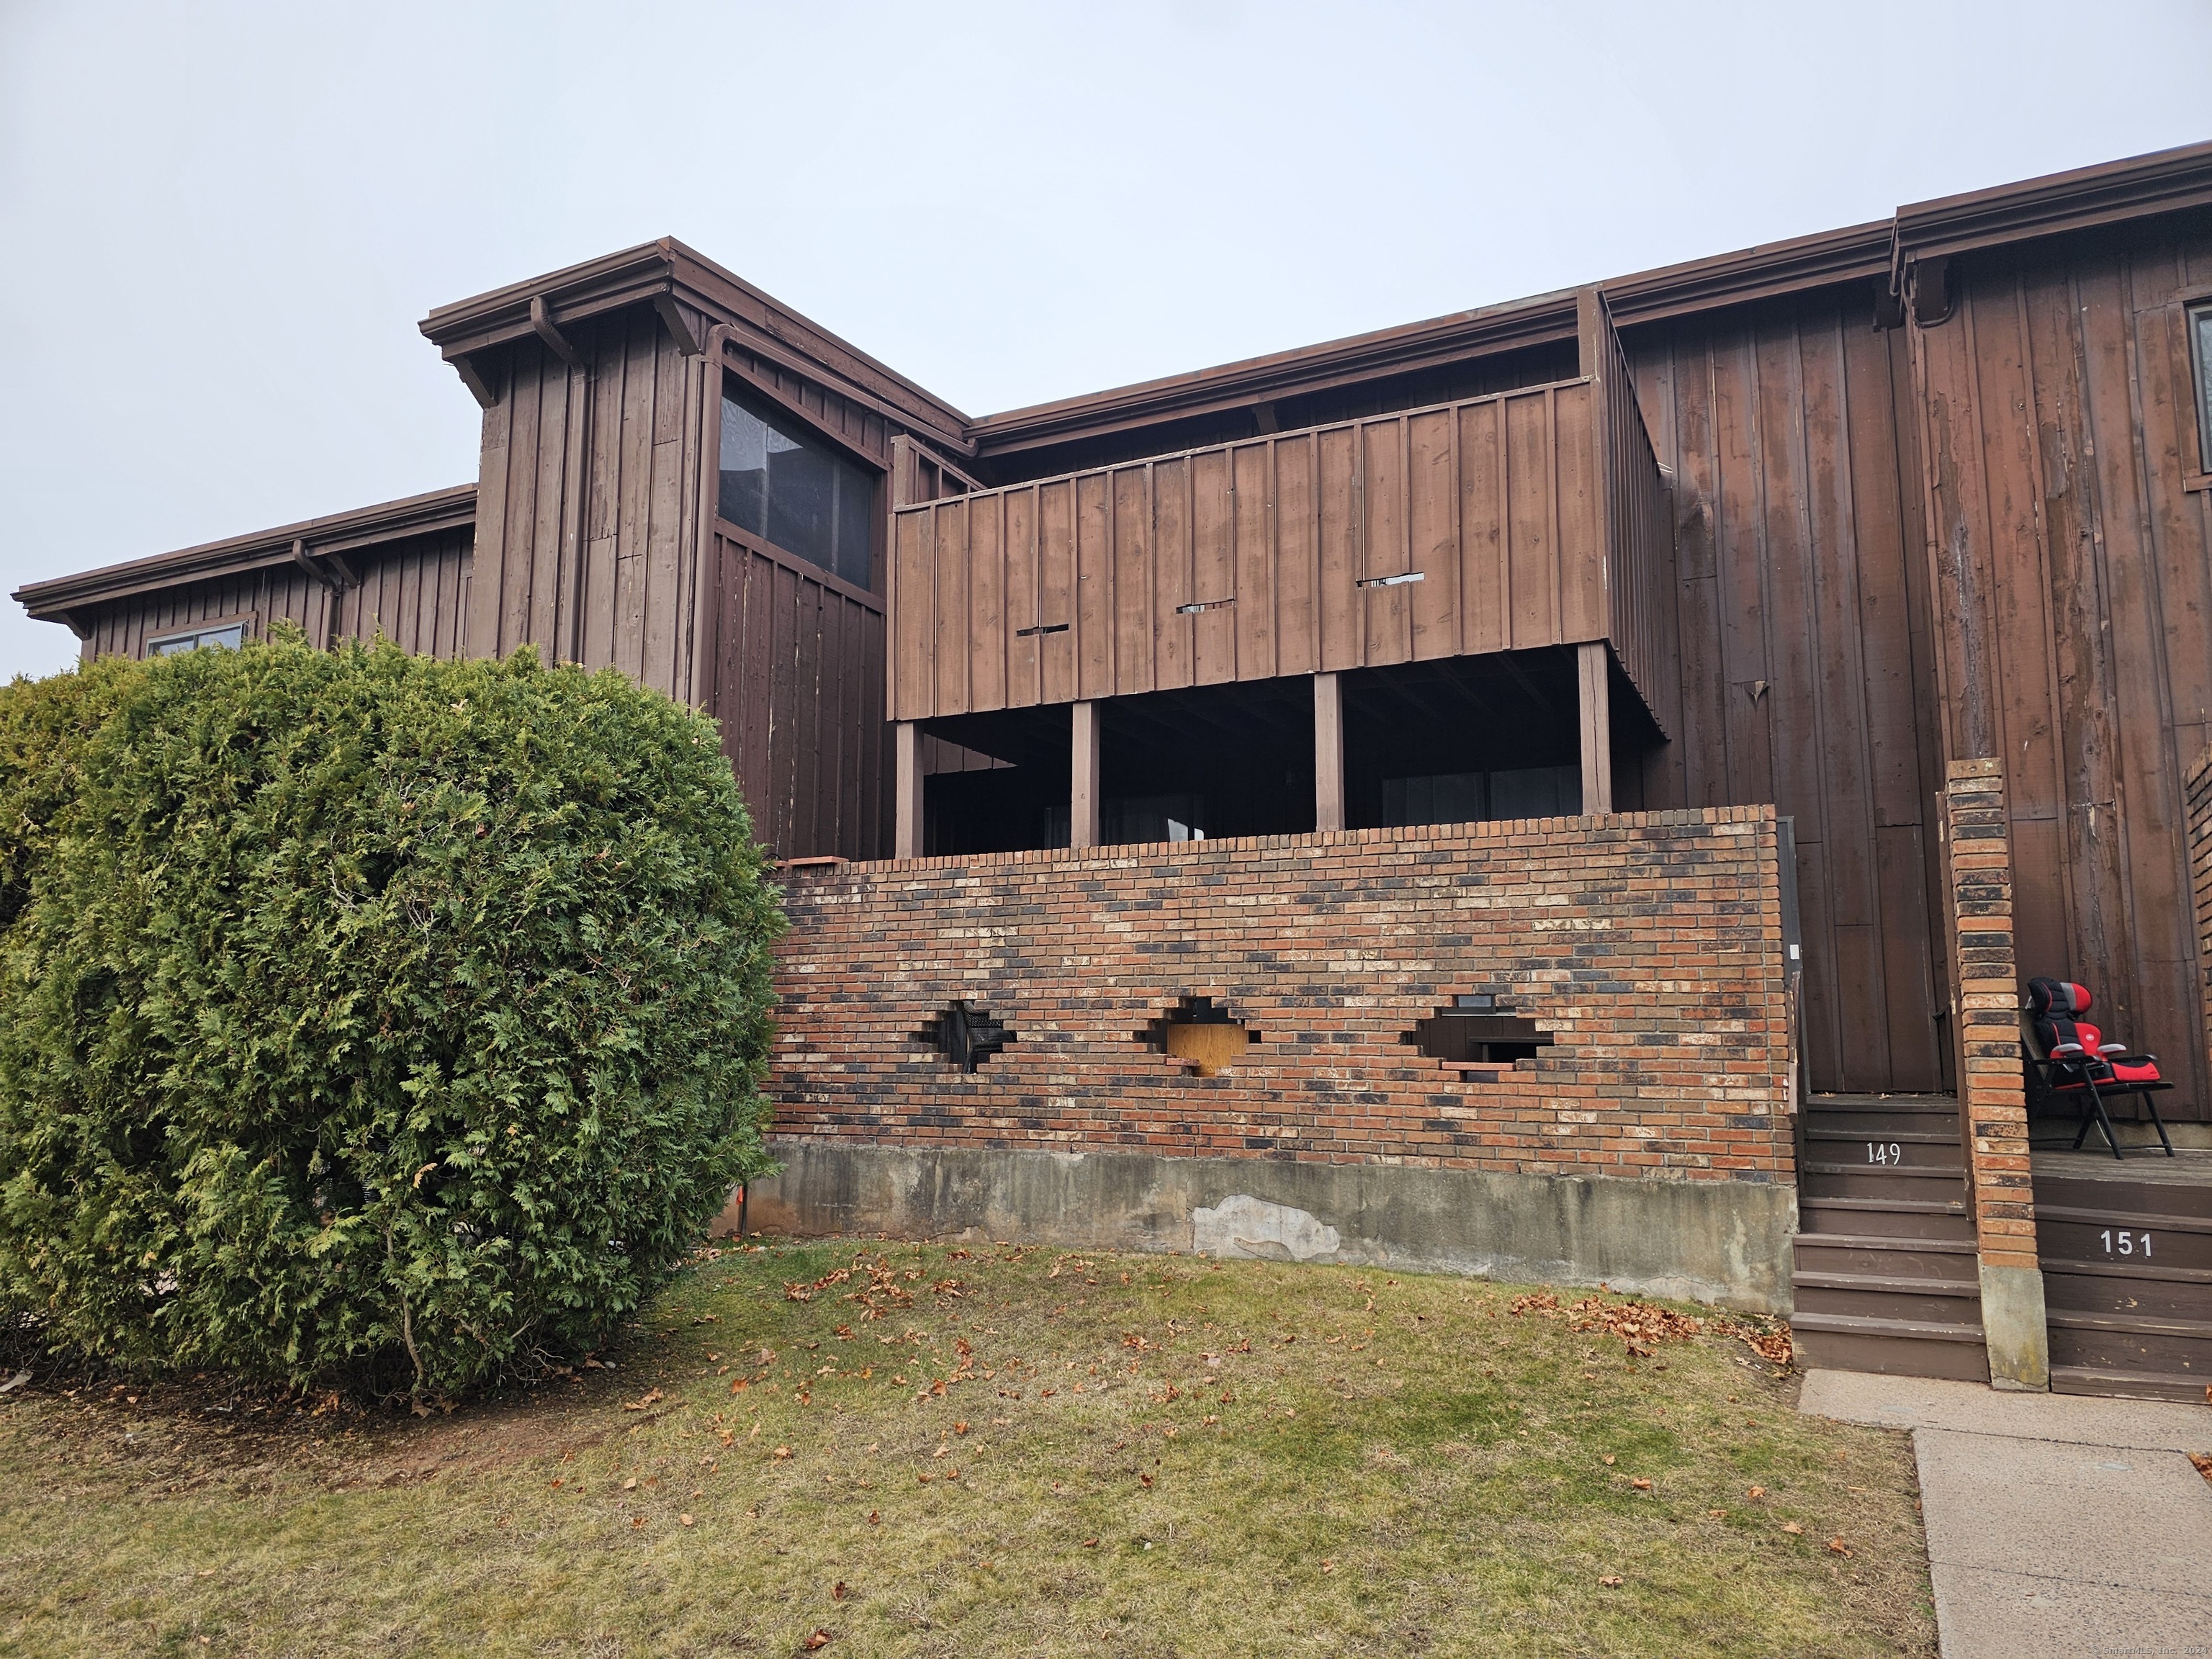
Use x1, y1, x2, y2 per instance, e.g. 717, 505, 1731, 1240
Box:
2100, 1229, 2152, 1258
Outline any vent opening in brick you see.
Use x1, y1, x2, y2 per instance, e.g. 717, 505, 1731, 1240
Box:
1406, 994, 1554, 1082
917, 1001, 1015, 1072
1141, 996, 1259, 1077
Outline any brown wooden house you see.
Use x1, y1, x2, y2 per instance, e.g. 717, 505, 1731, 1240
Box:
19, 140, 2212, 1396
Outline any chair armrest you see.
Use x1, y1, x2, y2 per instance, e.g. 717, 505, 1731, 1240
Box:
2049, 1041, 2086, 1058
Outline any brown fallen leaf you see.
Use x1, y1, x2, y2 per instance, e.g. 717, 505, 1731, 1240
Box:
1828, 1537, 1852, 1557
1747, 1485, 1767, 1500
802, 1632, 832, 1652
1708, 1509, 1727, 1519
622, 1477, 638, 1491
1139, 1473, 1154, 1488
1631, 1478, 1652, 1491
1598, 1575, 1624, 1588
773, 1446, 792, 1461
1602, 1455, 1616, 1466
954, 1421, 969, 1435
679, 1514, 695, 1527
832, 1581, 848, 1601
1781, 1521, 1803, 1536
1082, 1538, 1100, 1549
631, 1516, 644, 1529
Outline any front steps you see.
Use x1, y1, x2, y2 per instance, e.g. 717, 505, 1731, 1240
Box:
1791, 1094, 1989, 1382
2033, 1148, 2212, 1403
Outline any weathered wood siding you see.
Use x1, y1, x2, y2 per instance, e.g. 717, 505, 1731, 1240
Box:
1913, 212, 2212, 1120
705, 530, 889, 860
467, 315, 710, 701
465, 313, 897, 859
1625, 287, 1951, 1095
890, 381, 1618, 721
76, 529, 473, 663
78, 562, 331, 661
334, 527, 474, 657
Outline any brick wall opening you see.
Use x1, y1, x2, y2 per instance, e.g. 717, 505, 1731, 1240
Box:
916, 1000, 1015, 1072
1141, 996, 1259, 1077
1406, 994, 1557, 1082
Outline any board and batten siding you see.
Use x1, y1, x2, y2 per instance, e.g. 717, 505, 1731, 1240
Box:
333, 527, 474, 658
705, 528, 890, 862
467, 313, 711, 703
1913, 210, 2212, 1123
890, 380, 1626, 721
76, 528, 475, 665
1624, 285, 1951, 1097
78, 562, 332, 662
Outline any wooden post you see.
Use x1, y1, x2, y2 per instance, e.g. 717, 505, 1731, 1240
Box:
1313, 672, 1344, 832
1071, 701, 1101, 848
894, 721, 923, 858
1577, 642, 1612, 814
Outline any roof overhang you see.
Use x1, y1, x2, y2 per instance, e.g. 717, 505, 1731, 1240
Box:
421, 238, 972, 449
12, 483, 477, 626
1889, 138, 2212, 294
968, 290, 1584, 460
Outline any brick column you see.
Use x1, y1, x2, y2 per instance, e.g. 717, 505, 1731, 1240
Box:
1943, 757, 2047, 1390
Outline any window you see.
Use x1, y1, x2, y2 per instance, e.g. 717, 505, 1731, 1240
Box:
2193, 302, 2212, 474
718, 380, 876, 590
148, 621, 246, 656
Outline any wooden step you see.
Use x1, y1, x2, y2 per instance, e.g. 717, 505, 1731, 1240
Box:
2033, 1173, 2212, 1224
2042, 1259, 2212, 1323
1793, 1310, 1989, 1382
1799, 1196, 1974, 1242
1791, 1233, 1980, 1282
2050, 1364, 2212, 1405
1803, 1129, 1964, 1172
1803, 1110, 1962, 1139
1802, 1164, 1969, 1201
1791, 1274, 1982, 1326
2046, 1309, 2212, 1377
2034, 1207, 2212, 1271
1805, 1094, 1962, 1115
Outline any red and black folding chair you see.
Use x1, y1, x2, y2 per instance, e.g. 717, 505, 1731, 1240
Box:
2022, 977, 2177, 1160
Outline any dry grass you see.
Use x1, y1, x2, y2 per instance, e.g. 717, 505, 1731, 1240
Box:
0, 1240, 1936, 1657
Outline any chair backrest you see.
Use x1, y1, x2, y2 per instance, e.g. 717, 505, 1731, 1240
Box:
2027, 977, 2091, 1018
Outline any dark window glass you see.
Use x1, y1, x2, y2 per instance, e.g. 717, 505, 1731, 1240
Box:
2193, 302, 2212, 473
1379, 763, 1578, 827
719, 382, 876, 590
150, 622, 245, 656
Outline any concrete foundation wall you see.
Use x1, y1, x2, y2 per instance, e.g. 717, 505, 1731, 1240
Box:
736, 1139, 1799, 1313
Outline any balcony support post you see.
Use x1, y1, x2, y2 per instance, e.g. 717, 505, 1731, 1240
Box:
1314, 672, 1344, 832
1071, 701, 1101, 848
894, 721, 924, 858
1578, 642, 1613, 815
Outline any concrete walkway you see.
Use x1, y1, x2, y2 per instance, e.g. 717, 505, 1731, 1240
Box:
1799, 1370, 2212, 1658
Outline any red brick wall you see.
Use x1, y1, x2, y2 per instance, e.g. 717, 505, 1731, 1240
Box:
768, 808, 1794, 1183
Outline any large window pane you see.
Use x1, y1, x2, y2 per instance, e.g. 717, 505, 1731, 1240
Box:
719, 380, 877, 589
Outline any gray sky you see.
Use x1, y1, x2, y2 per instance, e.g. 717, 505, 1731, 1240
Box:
4, 0, 2209, 678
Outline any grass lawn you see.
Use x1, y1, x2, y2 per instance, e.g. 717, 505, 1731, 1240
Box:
0, 1240, 1935, 1658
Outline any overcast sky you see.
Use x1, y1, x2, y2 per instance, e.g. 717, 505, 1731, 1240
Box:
4, 0, 2208, 677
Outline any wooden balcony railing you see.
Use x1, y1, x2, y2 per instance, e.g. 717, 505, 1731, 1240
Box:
889, 291, 1672, 728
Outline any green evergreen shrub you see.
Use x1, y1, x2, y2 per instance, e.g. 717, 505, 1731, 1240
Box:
0, 634, 783, 1396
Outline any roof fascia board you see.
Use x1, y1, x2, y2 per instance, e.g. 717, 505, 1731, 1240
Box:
421, 238, 972, 444
1601, 221, 1894, 327
1889, 139, 2212, 279
14, 485, 477, 620
968, 292, 1582, 458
